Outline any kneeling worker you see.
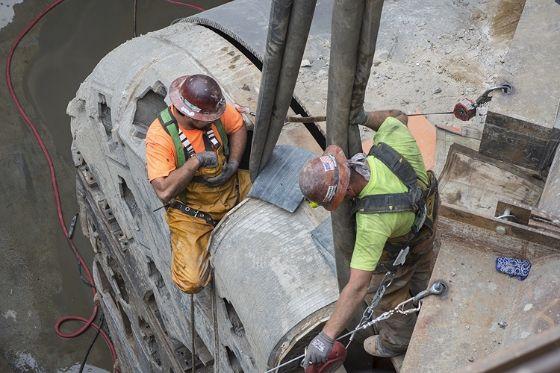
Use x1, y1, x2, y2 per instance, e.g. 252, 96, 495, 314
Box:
299, 110, 438, 363
145, 74, 250, 294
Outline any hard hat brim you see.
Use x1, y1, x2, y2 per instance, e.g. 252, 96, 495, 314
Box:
169, 75, 226, 122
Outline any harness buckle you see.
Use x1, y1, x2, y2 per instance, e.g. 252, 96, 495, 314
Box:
409, 186, 423, 211
413, 204, 428, 233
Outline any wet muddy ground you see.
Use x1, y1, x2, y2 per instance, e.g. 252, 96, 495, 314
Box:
0, 1, 225, 371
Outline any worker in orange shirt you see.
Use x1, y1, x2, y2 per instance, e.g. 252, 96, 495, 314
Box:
145, 74, 251, 294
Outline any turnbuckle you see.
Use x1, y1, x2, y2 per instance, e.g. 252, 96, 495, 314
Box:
474, 84, 512, 107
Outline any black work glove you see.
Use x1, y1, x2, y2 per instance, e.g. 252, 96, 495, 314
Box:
195, 151, 218, 168
203, 160, 239, 187
350, 106, 368, 126
302, 331, 334, 368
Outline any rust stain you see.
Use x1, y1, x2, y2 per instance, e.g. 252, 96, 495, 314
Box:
446, 57, 484, 85
492, 0, 526, 41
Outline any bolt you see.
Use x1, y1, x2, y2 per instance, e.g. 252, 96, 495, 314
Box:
496, 226, 507, 235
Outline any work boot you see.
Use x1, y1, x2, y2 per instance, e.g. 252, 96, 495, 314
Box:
363, 335, 405, 358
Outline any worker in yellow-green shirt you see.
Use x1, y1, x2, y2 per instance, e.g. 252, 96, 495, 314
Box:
298, 110, 439, 364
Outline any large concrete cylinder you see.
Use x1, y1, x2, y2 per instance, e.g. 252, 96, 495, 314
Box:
209, 198, 338, 371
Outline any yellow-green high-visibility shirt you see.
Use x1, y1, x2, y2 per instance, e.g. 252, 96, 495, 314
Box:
350, 117, 428, 272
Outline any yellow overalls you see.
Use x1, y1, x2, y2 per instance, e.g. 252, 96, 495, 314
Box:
158, 108, 251, 293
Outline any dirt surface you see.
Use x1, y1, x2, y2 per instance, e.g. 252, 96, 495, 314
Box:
0, 1, 225, 371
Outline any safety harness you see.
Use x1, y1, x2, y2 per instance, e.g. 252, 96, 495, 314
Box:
353, 142, 438, 250
157, 107, 230, 167
157, 107, 229, 226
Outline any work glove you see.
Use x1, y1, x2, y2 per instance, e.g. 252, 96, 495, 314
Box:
203, 160, 239, 187
350, 107, 368, 126
195, 151, 218, 168
302, 331, 334, 368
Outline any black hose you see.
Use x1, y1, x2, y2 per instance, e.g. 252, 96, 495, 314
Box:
249, 0, 317, 180
132, 0, 138, 37
79, 314, 105, 373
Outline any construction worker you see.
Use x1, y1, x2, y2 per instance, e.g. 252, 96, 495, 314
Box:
145, 74, 251, 294
300, 110, 438, 364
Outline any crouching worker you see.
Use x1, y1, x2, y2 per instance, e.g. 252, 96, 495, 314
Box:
145, 74, 251, 293
299, 110, 439, 364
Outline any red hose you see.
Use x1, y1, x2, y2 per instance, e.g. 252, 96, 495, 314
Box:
6, 0, 205, 371
164, 0, 205, 12
5, 0, 117, 370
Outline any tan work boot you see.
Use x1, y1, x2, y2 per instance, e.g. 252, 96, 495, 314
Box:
363, 335, 405, 358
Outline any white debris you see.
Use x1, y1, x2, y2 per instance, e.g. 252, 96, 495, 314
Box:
3, 310, 17, 321
0, 0, 24, 31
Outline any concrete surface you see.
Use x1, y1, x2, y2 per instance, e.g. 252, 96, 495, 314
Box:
489, 0, 560, 129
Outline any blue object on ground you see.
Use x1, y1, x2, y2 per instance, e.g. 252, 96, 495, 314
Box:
496, 257, 531, 281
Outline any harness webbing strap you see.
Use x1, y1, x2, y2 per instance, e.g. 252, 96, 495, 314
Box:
206, 128, 220, 148
158, 108, 230, 167
368, 142, 417, 189
166, 122, 187, 167
160, 108, 173, 124
159, 108, 189, 166
214, 119, 229, 157
354, 142, 423, 214
178, 131, 196, 159
355, 191, 422, 214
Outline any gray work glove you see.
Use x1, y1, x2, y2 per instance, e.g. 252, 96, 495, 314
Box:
302, 331, 334, 368
195, 151, 218, 168
203, 160, 239, 187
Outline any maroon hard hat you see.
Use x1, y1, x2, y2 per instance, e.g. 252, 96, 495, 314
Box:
299, 145, 350, 211
169, 74, 226, 122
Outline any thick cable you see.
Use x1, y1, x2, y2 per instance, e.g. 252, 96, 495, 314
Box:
212, 279, 220, 372
133, 0, 138, 37
191, 294, 196, 373
79, 314, 105, 373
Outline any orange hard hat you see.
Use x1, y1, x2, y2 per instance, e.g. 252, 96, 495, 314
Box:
169, 74, 226, 122
299, 145, 350, 211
